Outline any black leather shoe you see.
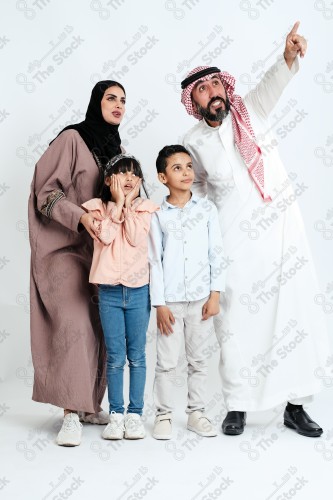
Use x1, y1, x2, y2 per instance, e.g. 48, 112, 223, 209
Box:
222, 411, 246, 435
283, 407, 323, 437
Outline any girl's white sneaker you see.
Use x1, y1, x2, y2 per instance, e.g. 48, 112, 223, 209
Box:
124, 413, 145, 439
102, 412, 124, 440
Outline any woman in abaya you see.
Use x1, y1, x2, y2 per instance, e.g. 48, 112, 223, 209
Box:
28, 80, 126, 446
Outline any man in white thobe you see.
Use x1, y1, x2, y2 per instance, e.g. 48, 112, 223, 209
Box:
181, 22, 329, 437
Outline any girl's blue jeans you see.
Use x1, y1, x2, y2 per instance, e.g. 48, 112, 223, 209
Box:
98, 284, 150, 415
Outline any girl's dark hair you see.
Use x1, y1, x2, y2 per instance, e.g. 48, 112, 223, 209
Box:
156, 144, 191, 174
98, 156, 149, 203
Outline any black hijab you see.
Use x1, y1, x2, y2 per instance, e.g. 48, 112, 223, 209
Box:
51, 80, 125, 167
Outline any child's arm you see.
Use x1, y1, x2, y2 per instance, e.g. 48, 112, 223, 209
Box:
110, 175, 125, 221
208, 203, 226, 293
81, 200, 122, 245
98, 207, 124, 245
202, 291, 220, 321
156, 306, 175, 336
202, 203, 225, 320
122, 180, 151, 246
148, 213, 175, 334
123, 210, 151, 246
148, 213, 166, 305
86, 175, 125, 245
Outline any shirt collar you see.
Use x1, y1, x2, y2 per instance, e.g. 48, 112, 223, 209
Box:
161, 192, 200, 210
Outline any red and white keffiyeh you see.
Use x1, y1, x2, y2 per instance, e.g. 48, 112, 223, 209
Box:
181, 66, 271, 202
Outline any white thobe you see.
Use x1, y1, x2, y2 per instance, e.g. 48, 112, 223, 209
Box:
183, 56, 330, 411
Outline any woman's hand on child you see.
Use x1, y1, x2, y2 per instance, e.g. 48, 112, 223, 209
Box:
156, 305, 175, 335
202, 291, 220, 320
110, 175, 125, 207
125, 178, 142, 208
80, 212, 103, 242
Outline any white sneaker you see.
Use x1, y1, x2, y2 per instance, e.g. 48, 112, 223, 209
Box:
153, 413, 172, 440
124, 413, 145, 439
102, 412, 124, 440
56, 413, 82, 446
78, 410, 109, 425
187, 410, 217, 437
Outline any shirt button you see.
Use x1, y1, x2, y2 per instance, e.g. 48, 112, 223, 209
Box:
184, 241, 187, 244
185, 257, 188, 261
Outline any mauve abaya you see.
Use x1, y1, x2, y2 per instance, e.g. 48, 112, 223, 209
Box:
28, 129, 106, 413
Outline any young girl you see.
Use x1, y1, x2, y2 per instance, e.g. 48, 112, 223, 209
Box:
82, 153, 158, 440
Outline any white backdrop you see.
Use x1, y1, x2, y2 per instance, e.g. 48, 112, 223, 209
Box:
1, 1, 333, 499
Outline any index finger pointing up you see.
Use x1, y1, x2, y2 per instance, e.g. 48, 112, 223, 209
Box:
289, 21, 300, 36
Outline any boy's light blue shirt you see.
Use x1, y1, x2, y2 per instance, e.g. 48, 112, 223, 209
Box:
148, 193, 225, 306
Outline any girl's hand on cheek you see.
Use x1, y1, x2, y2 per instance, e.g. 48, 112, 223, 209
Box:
110, 175, 125, 207
125, 178, 142, 208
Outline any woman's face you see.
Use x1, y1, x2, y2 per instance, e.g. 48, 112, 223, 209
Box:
101, 85, 126, 125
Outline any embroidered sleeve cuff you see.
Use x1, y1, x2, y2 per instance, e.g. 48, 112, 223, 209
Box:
40, 189, 65, 218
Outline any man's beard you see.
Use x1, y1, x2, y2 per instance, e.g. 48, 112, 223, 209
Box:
196, 95, 230, 122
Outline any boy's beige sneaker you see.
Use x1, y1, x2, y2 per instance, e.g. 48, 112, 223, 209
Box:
153, 413, 172, 440
187, 410, 217, 437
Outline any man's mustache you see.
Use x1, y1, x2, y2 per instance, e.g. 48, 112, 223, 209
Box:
208, 96, 228, 109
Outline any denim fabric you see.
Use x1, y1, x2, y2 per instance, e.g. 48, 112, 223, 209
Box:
99, 284, 150, 415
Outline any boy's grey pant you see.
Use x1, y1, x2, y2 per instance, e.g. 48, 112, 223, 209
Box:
153, 297, 215, 415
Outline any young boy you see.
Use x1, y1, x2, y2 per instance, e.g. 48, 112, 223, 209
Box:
149, 145, 225, 440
